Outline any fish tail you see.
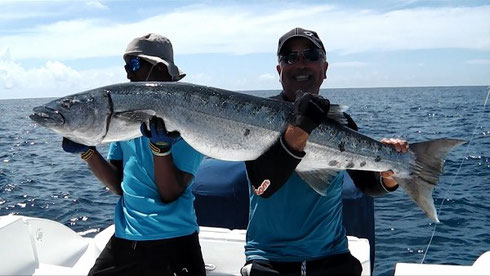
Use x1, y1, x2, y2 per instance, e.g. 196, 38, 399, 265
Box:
396, 138, 465, 222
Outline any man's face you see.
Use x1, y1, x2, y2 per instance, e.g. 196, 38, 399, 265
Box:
124, 56, 172, 82
276, 38, 328, 101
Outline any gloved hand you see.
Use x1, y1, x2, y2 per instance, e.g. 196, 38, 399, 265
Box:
140, 116, 180, 155
62, 138, 95, 160
289, 91, 330, 134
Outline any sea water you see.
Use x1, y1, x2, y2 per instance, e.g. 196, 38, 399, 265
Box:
0, 86, 489, 275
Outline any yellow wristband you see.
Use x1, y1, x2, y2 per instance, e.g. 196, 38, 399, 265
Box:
151, 150, 172, 157
149, 142, 171, 156
81, 148, 95, 161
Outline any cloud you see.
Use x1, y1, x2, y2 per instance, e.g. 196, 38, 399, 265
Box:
1, 3, 489, 61
85, 1, 108, 10
258, 73, 276, 81
0, 0, 107, 23
0, 59, 125, 99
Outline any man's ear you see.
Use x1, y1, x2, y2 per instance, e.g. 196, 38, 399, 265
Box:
323, 61, 328, 79
276, 64, 281, 75
276, 64, 282, 83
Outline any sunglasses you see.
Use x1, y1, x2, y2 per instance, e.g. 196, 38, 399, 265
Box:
279, 49, 324, 65
124, 57, 141, 73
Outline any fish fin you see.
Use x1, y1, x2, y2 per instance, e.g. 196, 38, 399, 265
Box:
296, 169, 341, 195
326, 104, 348, 125
398, 138, 466, 222
113, 109, 156, 122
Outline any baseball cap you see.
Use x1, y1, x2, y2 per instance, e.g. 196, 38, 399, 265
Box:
123, 33, 186, 81
277, 27, 326, 56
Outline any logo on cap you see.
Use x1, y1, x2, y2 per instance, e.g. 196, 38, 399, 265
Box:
303, 31, 314, 37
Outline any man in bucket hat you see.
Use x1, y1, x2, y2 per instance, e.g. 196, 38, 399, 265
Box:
123, 33, 186, 81
240, 27, 408, 275
63, 33, 206, 276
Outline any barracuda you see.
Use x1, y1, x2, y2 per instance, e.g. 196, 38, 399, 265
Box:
29, 82, 465, 222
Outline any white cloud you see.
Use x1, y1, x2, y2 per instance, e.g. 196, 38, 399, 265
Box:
0, 59, 125, 99
0, 0, 107, 23
258, 73, 276, 81
0, 48, 12, 60
85, 1, 108, 10
1, 3, 489, 61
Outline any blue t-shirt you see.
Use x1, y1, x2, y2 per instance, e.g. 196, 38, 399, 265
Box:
245, 171, 348, 262
107, 136, 204, 241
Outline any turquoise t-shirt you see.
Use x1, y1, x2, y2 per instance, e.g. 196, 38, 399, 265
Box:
245, 171, 349, 262
107, 136, 204, 241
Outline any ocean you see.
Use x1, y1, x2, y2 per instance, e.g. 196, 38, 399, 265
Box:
0, 86, 489, 275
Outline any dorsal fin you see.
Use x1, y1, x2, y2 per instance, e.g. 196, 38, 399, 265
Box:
326, 104, 348, 125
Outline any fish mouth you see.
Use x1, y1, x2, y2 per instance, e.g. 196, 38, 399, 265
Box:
29, 106, 65, 126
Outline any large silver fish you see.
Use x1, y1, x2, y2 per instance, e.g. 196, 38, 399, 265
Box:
30, 82, 464, 222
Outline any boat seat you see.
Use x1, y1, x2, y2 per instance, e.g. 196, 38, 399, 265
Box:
0, 215, 91, 275
199, 227, 371, 276
0, 215, 37, 275
22, 216, 90, 268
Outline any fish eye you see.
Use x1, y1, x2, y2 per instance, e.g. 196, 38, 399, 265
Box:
61, 98, 73, 109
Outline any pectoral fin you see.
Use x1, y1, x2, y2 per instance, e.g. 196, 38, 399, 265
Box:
296, 169, 342, 196
113, 109, 156, 124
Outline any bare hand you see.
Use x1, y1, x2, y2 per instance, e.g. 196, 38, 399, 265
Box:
381, 138, 409, 153
380, 138, 409, 188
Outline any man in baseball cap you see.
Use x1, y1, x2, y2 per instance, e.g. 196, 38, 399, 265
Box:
123, 33, 186, 81
241, 27, 405, 276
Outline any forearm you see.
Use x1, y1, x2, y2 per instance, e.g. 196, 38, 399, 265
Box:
85, 151, 123, 195
245, 125, 306, 197
153, 154, 191, 203
347, 170, 398, 197
283, 124, 308, 151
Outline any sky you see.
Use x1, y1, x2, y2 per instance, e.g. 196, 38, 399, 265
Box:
0, 0, 489, 100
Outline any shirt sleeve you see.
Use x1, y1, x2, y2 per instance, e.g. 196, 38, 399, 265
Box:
107, 142, 122, 161
171, 138, 204, 176
245, 133, 305, 198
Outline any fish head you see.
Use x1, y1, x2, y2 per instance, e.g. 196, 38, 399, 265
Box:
29, 90, 112, 146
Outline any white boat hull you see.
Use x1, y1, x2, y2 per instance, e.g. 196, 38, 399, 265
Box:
0, 215, 371, 275
394, 252, 490, 276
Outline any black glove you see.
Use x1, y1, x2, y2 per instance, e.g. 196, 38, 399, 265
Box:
62, 138, 95, 160
289, 91, 330, 134
141, 116, 181, 156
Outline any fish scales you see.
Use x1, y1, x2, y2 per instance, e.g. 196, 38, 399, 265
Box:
108, 82, 412, 174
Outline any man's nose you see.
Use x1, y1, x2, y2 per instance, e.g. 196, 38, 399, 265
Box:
295, 53, 307, 67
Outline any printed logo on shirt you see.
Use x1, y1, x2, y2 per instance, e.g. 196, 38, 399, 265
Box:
254, 179, 270, 195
